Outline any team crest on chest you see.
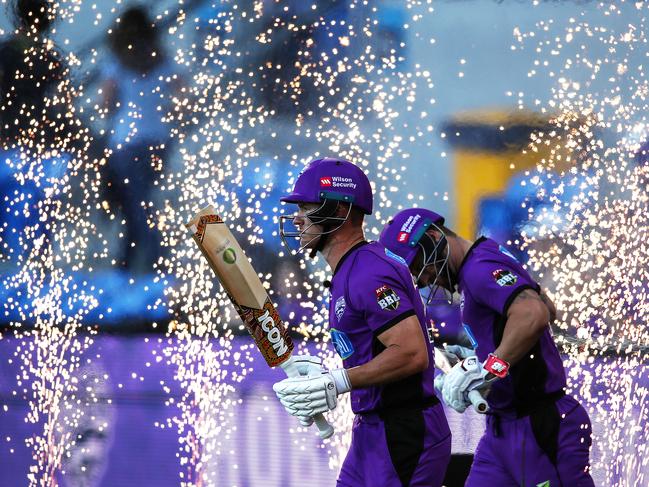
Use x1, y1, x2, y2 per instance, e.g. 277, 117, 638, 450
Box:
375, 284, 400, 311
492, 269, 518, 287
335, 296, 346, 320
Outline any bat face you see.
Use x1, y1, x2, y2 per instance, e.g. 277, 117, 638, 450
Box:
187, 206, 336, 438
186, 206, 293, 367
233, 296, 291, 362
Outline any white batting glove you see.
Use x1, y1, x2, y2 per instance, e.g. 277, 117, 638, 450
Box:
434, 346, 475, 397
434, 373, 446, 395
280, 354, 323, 377
444, 344, 476, 360
279, 355, 324, 426
441, 354, 509, 413
441, 356, 494, 413
273, 369, 351, 419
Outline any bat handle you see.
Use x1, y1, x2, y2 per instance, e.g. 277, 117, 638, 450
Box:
468, 389, 489, 414
313, 413, 335, 439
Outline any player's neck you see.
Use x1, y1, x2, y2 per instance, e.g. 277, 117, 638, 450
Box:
321, 229, 366, 272
449, 236, 474, 275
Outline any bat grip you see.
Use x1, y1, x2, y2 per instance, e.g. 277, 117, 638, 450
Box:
468, 389, 489, 414
280, 356, 335, 439
312, 414, 335, 439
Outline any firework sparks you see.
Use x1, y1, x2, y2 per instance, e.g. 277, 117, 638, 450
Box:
514, 3, 649, 485
1, 1, 647, 486
159, 1, 440, 481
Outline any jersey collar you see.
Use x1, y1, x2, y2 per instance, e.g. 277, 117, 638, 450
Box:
333, 240, 369, 276
457, 236, 488, 278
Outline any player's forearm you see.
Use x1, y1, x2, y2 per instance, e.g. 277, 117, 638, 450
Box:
493, 312, 549, 365
346, 344, 428, 389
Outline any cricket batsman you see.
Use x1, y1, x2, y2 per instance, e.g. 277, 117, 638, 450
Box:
379, 207, 594, 487
273, 158, 451, 486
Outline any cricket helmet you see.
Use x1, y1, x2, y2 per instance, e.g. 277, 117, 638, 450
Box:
380, 207, 453, 304
281, 158, 373, 215
379, 208, 445, 266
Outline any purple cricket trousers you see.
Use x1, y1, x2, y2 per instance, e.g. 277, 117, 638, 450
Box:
337, 401, 451, 487
466, 394, 595, 487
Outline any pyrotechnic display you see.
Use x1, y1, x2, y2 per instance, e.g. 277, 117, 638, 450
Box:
0, 0, 646, 486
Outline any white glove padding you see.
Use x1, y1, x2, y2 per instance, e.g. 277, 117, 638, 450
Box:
273, 369, 351, 418
444, 344, 476, 360
280, 354, 323, 377
279, 355, 324, 426
441, 356, 494, 413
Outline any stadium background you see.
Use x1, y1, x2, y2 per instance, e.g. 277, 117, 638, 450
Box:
0, 1, 647, 486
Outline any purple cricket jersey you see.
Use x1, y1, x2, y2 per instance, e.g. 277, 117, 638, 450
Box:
328, 241, 437, 414
457, 237, 566, 413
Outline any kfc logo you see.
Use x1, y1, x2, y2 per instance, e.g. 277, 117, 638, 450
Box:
397, 232, 409, 243
320, 177, 332, 187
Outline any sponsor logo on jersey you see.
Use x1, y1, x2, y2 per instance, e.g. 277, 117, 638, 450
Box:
397, 231, 409, 243
384, 247, 407, 265
320, 176, 357, 189
375, 284, 400, 311
335, 296, 346, 320
493, 269, 518, 287
330, 328, 354, 359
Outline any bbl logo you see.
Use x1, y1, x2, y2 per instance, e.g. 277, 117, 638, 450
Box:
223, 248, 237, 264
375, 284, 400, 311
493, 269, 517, 286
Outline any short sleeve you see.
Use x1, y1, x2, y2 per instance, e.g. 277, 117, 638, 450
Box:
465, 259, 540, 315
347, 253, 418, 336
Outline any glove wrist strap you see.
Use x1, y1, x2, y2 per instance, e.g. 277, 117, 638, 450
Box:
331, 368, 352, 394
483, 353, 510, 379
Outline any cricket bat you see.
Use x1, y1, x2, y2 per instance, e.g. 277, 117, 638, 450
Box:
186, 205, 334, 439
434, 347, 489, 413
